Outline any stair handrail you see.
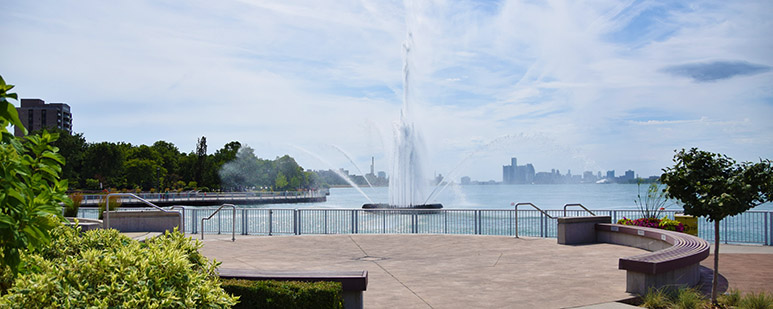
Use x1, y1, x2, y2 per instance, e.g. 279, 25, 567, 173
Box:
201, 204, 236, 241
104, 193, 181, 230
513, 202, 555, 238
563, 203, 596, 217
168, 205, 188, 233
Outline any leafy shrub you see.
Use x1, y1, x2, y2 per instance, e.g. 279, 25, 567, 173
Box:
0, 225, 237, 307
617, 217, 685, 232
658, 217, 685, 232
221, 279, 343, 309
0, 76, 69, 275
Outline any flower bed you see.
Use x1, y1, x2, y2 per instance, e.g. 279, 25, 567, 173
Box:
617, 217, 685, 232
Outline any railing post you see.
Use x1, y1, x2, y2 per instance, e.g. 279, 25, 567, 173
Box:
298, 210, 303, 235
218, 210, 222, 235
268, 210, 273, 236
509, 210, 513, 236
242, 209, 248, 235
472, 211, 476, 235
764, 212, 769, 246
192, 210, 198, 234
351, 210, 355, 234
768, 211, 773, 246
294, 210, 298, 235
540, 212, 544, 238
413, 212, 417, 234
324, 210, 328, 234
723, 219, 728, 244
444, 211, 448, 234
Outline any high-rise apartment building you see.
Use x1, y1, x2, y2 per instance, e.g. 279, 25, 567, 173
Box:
14, 99, 72, 137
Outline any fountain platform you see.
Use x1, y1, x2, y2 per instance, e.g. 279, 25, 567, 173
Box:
362, 203, 443, 210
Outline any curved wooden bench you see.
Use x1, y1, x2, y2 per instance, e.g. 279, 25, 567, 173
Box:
595, 223, 710, 295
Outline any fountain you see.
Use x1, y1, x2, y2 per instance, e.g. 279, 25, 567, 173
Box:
362, 33, 442, 210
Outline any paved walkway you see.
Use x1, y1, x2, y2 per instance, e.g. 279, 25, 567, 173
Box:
199, 234, 647, 308
701, 244, 773, 294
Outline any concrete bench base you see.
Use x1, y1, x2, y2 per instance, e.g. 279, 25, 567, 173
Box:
105, 211, 180, 233
218, 268, 368, 309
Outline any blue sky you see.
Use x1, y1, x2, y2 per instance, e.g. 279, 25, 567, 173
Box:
2, 0, 772, 182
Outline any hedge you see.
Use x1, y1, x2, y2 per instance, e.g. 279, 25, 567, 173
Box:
222, 279, 343, 309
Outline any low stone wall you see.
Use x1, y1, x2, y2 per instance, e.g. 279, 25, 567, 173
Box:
65, 217, 103, 232
105, 210, 181, 233
557, 216, 611, 244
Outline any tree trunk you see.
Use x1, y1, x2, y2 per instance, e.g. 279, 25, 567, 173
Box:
712, 219, 720, 304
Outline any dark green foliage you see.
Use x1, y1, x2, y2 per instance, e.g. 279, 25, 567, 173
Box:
0, 225, 238, 307
221, 279, 343, 309
82, 141, 127, 188
661, 148, 773, 223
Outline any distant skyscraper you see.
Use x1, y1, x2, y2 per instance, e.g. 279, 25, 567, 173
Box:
14, 98, 72, 137
606, 170, 615, 180
503, 157, 535, 184
461, 176, 471, 185
623, 170, 635, 181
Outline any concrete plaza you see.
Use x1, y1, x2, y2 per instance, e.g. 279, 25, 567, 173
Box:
199, 234, 648, 308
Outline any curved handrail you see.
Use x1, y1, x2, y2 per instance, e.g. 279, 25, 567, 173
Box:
513, 202, 554, 238
201, 204, 236, 241
104, 193, 180, 230
563, 203, 595, 217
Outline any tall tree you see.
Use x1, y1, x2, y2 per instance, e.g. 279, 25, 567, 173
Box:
661, 148, 772, 304
151, 140, 181, 188
82, 142, 126, 188
194, 136, 207, 185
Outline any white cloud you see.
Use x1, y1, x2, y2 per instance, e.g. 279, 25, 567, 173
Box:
1, 0, 771, 182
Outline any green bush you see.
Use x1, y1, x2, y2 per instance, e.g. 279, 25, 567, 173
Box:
222, 279, 343, 309
740, 291, 773, 309
640, 287, 773, 309
719, 289, 742, 307
0, 225, 237, 307
641, 287, 670, 309
672, 287, 704, 309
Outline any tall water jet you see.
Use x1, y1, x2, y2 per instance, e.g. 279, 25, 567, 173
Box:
363, 33, 441, 210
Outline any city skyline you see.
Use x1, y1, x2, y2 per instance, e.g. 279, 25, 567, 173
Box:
2, 1, 771, 182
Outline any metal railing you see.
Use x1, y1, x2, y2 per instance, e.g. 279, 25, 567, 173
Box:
81, 190, 326, 205
514, 203, 554, 238
103, 193, 181, 230
73, 206, 773, 246
201, 204, 236, 241
563, 203, 595, 217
